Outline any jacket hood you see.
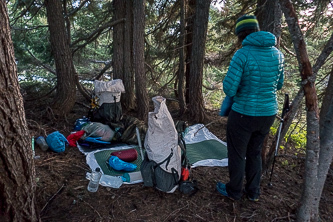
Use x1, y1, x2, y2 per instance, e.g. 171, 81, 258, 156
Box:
242, 31, 277, 47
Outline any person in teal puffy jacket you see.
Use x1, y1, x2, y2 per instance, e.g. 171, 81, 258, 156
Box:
216, 15, 284, 201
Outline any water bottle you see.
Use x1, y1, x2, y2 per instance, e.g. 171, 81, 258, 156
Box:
87, 167, 102, 192
35, 136, 49, 151
74, 116, 90, 131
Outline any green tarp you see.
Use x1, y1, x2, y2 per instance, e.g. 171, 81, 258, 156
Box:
93, 139, 228, 176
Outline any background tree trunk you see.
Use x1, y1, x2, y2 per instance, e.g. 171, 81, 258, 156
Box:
113, 0, 125, 80
133, 0, 148, 121
45, 0, 76, 116
0, 2, 39, 221
188, 0, 211, 122
177, 0, 186, 116
113, 0, 135, 110
185, 0, 195, 104
256, 0, 282, 46
123, 0, 135, 110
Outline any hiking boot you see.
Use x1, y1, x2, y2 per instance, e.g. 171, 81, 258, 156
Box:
242, 188, 259, 202
216, 182, 234, 200
247, 196, 259, 202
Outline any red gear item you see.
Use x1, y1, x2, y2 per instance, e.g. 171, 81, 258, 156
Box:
67, 130, 85, 147
111, 148, 138, 162
181, 167, 190, 181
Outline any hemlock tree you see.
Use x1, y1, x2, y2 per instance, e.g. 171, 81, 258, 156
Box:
45, 0, 77, 116
133, 0, 149, 122
113, 0, 135, 110
188, 0, 211, 122
0, 2, 39, 221
177, 0, 186, 116
279, 0, 333, 221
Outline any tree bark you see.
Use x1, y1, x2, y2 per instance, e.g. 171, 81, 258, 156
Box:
177, 0, 186, 116
188, 0, 211, 122
256, 0, 282, 46
45, 0, 77, 116
185, 0, 195, 104
317, 66, 333, 212
113, 0, 135, 111
113, 0, 125, 80
0, 2, 39, 221
123, 0, 135, 110
133, 0, 149, 122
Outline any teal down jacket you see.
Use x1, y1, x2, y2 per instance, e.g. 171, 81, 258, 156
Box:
223, 31, 284, 116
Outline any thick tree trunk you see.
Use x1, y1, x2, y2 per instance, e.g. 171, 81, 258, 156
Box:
45, 0, 76, 116
133, 0, 148, 122
177, 0, 186, 116
113, 0, 135, 111
123, 0, 135, 110
0, 2, 39, 221
188, 0, 211, 122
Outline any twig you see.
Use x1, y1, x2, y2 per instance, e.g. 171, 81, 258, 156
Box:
81, 199, 102, 219
40, 183, 66, 215
271, 214, 296, 222
276, 154, 305, 160
194, 120, 219, 136
163, 204, 188, 222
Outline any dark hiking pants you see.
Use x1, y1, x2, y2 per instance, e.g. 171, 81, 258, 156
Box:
226, 110, 275, 200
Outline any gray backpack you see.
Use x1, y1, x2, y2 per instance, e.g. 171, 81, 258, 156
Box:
140, 96, 181, 193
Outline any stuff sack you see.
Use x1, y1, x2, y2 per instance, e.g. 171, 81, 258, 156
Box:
141, 96, 181, 193
90, 79, 125, 125
81, 122, 115, 142
46, 131, 69, 153
111, 148, 138, 162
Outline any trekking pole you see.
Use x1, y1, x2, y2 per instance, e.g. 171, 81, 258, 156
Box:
135, 127, 144, 160
268, 93, 290, 186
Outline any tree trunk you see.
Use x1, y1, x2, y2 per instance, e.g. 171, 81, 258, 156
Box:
185, 0, 195, 104
133, 0, 149, 122
256, 0, 282, 46
0, 2, 39, 221
317, 66, 333, 211
113, 0, 135, 111
177, 0, 186, 116
113, 0, 125, 80
45, 0, 76, 116
279, 1, 322, 221
188, 0, 211, 122
123, 0, 135, 110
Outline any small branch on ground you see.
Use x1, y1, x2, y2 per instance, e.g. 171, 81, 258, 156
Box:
40, 183, 66, 215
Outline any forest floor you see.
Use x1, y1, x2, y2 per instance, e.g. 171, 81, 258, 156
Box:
25, 96, 333, 222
